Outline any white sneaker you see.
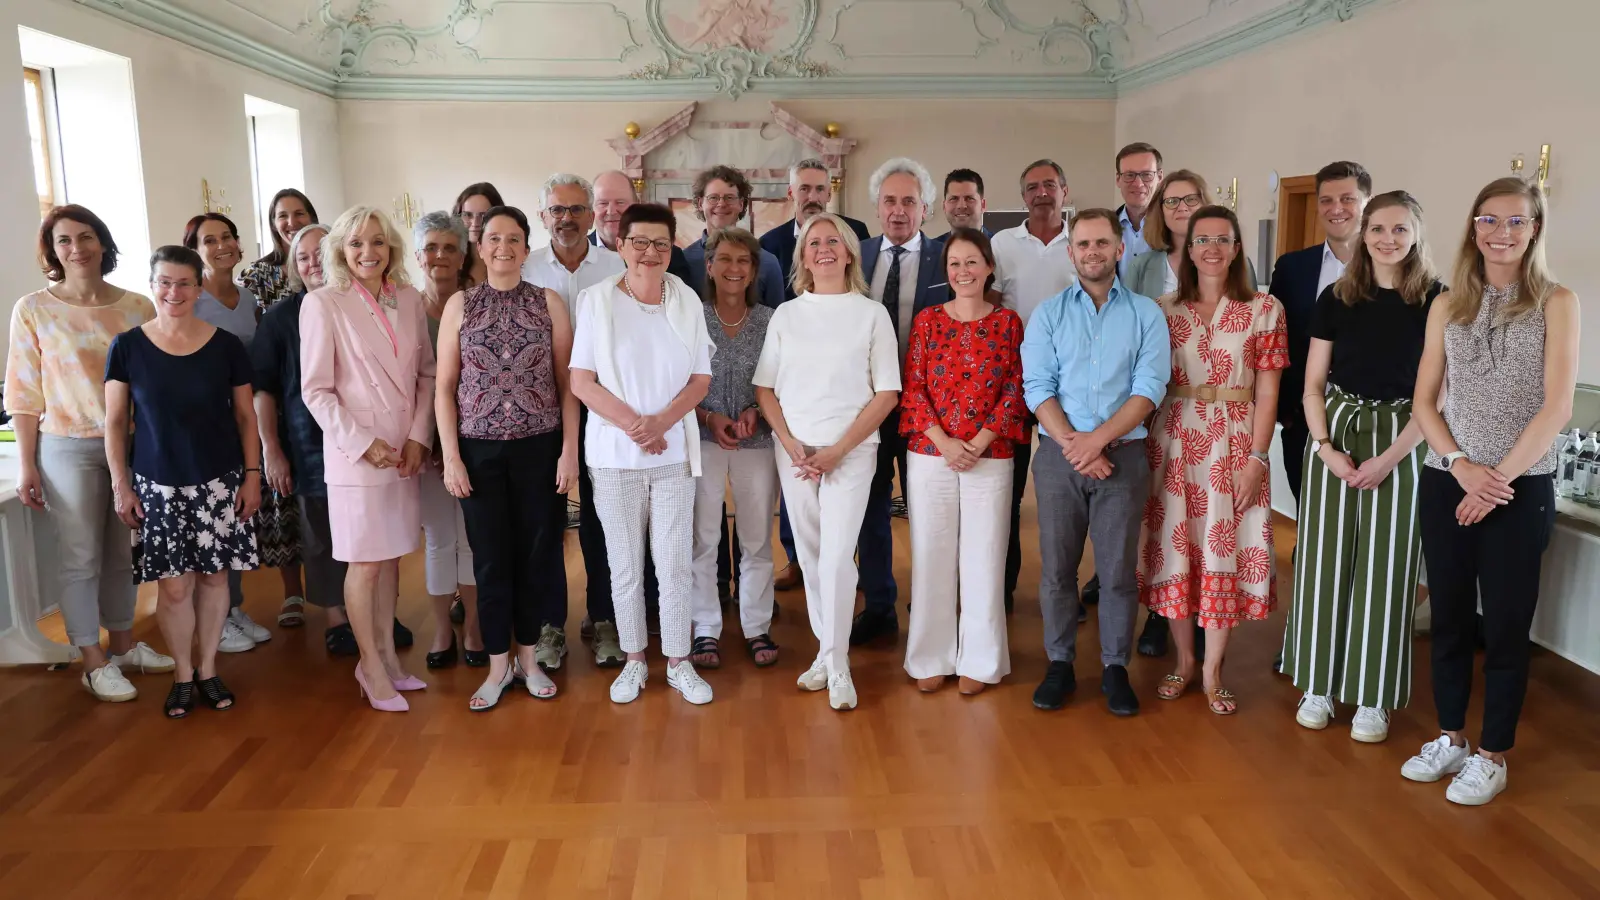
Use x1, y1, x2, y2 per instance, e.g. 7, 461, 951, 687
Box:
667, 660, 713, 705
1401, 734, 1471, 783
109, 642, 175, 674
229, 607, 271, 644
1446, 754, 1508, 806
591, 621, 625, 668
1350, 707, 1390, 743
219, 617, 257, 653
82, 663, 137, 702
797, 658, 828, 692
534, 624, 567, 670
1295, 692, 1335, 730
609, 660, 648, 704
828, 671, 857, 710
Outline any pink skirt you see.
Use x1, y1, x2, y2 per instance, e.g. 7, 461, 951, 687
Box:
326, 477, 421, 562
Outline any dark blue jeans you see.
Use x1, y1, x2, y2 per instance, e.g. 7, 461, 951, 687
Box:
856, 431, 904, 618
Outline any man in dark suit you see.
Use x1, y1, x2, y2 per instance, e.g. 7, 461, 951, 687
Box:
936, 168, 993, 243
761, 158, 871, 304
591, 169, 691, 283
850, 157, 947, 647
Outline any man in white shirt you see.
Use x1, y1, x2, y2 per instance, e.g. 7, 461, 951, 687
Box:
1113, 142, 1163, 279
524, 174, 624, 319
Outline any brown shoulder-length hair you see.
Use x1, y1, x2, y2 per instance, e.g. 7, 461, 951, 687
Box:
941, 227, 1001, 304
1333, 190, 1438, 307
38, 205, 120, 281
702, 227, 762, 307
1447, 177, 1555, 325
1145, 169, 1211, 252
256, 188, 319, 268
452, 182, 505, 216
1175, 205, 1255, 305
182, 212, 240, 251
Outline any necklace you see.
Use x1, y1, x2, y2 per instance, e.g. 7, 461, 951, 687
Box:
622, 275, 665, 314
714, 302, 748, 328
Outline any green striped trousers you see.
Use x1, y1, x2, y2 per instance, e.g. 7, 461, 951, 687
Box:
1282, 387, 1424, 709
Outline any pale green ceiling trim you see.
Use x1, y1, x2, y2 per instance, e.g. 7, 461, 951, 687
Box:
335, 73, 1118, 102
70, 0, 338, 96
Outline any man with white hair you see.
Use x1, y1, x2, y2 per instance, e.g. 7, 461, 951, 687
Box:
849, 156, 946, 648
761, 158, 871, 303
590, 169, 692, 283
525, 174, 624, 318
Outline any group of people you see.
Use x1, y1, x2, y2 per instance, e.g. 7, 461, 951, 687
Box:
4, 140, 1578, 808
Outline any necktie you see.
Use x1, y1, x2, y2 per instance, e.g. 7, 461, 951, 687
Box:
883, 245, 905, 335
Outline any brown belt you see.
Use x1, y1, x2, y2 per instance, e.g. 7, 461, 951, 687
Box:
1168, 384, 1253, 402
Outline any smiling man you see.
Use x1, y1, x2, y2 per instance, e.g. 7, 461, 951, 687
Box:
761, 158, 871, 303
590, 170, 691, 284
683, 165, 787, 308
936, 168, 990, 242
1112, 142, 1162, 278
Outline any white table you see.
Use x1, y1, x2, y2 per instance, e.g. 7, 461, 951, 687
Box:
0, 441, 77, 665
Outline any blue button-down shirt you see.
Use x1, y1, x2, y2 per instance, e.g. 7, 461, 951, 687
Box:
1021, 278, 1170, 441
1117, 205, 1153, 280
685, 235, 786, 309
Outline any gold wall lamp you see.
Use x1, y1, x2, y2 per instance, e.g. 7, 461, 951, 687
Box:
1510, 144, 1553, 190
201, 178, 232, 214
393, 192, 420, 230
1215, 176, 1238, 211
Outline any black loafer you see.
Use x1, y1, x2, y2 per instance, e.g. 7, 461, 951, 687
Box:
463, 648, 489, 668
848, 608, 899, 647
1102, 664, 1139, 716
324, 623, 358, 657
1082, 574, 1100, 605
393, 618, 414, 648
426, 636, 458, 669
1137, 614, 1170, 657
449, 594, 465, 625
1033, 660, 1076, 710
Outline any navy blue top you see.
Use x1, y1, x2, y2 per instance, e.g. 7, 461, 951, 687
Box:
105, 326, 254, 486
250, 291, 328, 496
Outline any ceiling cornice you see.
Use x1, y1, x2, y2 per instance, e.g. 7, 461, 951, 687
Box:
67, 0, 1382, 102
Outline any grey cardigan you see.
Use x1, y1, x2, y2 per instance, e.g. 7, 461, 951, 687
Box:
1124, 248, 1259, 299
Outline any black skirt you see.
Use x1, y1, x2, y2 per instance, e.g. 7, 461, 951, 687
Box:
132, 468, 260, 583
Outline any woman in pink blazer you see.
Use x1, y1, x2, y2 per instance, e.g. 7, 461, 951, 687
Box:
301, 205, 437, 712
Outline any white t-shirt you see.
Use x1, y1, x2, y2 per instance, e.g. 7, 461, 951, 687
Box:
752, 291, 901, 447
570, 293, 713, 470
991, 222, 1077, 325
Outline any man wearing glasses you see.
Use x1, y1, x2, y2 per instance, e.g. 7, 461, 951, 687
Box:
684, 165, 786, 308
1113, 143, 1163, 279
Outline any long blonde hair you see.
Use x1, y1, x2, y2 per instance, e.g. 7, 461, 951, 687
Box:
321, 205, 412, 292
1447, 177, 1554, 324
791, 212, 869, 296
1333, 190, 1437, 306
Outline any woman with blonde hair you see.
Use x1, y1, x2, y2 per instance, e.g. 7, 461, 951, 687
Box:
1124, 169, 1210, 300
754, 212, 900, 710
301, 205, 437, 712
1283, 190, 1443, 742
1400, 178, 1578, 806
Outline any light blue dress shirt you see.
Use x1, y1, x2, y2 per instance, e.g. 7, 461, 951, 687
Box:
1117, 205, 1153, 280
685, 236, 786, 309
1021, 278, 1170, 441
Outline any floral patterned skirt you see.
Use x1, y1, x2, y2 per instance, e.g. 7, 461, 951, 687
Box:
132, 469, 260, 584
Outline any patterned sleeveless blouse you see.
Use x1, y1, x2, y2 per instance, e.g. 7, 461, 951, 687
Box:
456, 281, 561, 440
1424, 283, 1556, 475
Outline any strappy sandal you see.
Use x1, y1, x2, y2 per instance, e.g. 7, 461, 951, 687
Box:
164, 680, 195, 719
1204, 685, 1238, 716
513, 659, 558, 700
1156, 673, 1191, 700
745, 633, 779, 668
690, 636, 722, 669
277, 596, 305, 627
197, 674, 235, 711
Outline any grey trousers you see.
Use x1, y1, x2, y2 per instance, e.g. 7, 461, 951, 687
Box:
37, 434, 137, 646
1033, 437, 1148, 667
296, 494, 348, 610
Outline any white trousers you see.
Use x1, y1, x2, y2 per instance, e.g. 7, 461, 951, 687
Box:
419, 466, 475, 596
590, 463, 696, 659
904, 453, 1012, 683
691, 442, 779, 640
774, 441, 877, 677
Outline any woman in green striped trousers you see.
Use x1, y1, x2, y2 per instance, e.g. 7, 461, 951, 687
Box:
1282, 191, 1443, 743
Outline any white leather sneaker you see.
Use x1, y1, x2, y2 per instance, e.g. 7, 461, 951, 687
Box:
110, 642, 175, 674
667, 660, 712, 705
828, 671, 857, 710
82, 663, 137, 702
1350, 707, 1390, 743
609, 660, 648, 704
1295, 692, 1335, 730
1401, 734, 1471, 783
1446, 755, 1507, 806
219, 617, 257, 653
797, 658, 828, 692
229, 607, 271, 643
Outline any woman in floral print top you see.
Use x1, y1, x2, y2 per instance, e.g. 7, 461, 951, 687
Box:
240, 189, 318, 313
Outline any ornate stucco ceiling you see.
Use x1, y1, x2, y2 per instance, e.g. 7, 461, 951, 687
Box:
71, 0, 1379, 99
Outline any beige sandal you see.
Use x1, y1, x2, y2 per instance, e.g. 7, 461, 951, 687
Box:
1204, 686, 1238, 715
1156, 673, 1190, 700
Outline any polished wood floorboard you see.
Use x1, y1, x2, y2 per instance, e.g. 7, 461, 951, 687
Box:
1, 497, 1597, 899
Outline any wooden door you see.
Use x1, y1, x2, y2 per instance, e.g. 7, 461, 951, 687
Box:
1276, 174, 1326, 259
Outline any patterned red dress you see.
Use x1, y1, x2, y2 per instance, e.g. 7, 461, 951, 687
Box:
898, 305, 1028, 457
1138, 291, 1288, 628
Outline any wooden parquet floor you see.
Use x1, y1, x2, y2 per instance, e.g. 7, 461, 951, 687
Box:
1, 505, 1597, 899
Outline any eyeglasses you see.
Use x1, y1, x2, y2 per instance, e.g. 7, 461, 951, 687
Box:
1118, 170, 1160, 185
1162, 193, 1204, 210
546, 205, 590, 219
627, 237, 674, 254
1473, 215, 1536, 234
703, 194, 741, 207
1189, 236, 1236, 247
152, 279, 197, 290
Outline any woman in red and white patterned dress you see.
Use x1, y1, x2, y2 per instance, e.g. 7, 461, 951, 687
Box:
1138, 205, 1287, 715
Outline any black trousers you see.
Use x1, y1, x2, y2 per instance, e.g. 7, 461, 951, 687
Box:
1418, 467, 1556, 753
576, 407, 657, 627
1005, 436, 1033, 601
458, 431, 567, 656
1281, 421, 1310, 508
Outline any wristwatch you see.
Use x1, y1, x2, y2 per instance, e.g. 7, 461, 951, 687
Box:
1441, 451, 1469, 470
1310, 437, 1336, 454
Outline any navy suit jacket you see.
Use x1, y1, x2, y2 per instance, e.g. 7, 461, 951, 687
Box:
760, 215, 872, 302
861, 233, 945, 437
589, 230, 691, 283
1268, 243, 1326, 430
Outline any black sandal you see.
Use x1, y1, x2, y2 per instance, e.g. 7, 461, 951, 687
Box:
745, 633, 779, 668
164, 680, 195, 718
197, 675, 235, 710
690, 636, 722, 669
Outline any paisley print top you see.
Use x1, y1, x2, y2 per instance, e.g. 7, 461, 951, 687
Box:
455, 281, 561, 440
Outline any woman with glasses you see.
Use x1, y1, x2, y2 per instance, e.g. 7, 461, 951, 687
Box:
1401, 178, 1578, 806
754, 213, 900, 711
6, 205, 171, 703
453, 182, 505, 289
1125, 170, 1209, 300
1138, 205, 1287, 716
105, 245, 261, 717
571, 203, 715, 706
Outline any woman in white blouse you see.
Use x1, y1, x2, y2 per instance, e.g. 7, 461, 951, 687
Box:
753, 213, 901, 711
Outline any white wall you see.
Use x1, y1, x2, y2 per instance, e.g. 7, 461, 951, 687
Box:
245, 95, 306, 260
1115, 0, 1600, 382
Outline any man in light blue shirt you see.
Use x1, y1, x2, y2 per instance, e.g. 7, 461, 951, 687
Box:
1113, 142, 1163, 279
1021, 207, 1169, 716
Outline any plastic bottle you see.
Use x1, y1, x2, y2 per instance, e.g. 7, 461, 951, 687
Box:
1556, 428, 1580, 499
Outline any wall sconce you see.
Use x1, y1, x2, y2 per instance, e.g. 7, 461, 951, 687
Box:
393, 192, 420, 230
631, 177, 646, 196
1511, 144, 1553, 191
1215, 176, 1238, 211
201, 178, 232, 214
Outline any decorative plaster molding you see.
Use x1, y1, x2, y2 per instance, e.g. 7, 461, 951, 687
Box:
631, 0, 829, 98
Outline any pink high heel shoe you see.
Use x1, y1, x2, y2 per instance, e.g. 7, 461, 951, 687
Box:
391, 673, 427, 692
355, 664, 409, 712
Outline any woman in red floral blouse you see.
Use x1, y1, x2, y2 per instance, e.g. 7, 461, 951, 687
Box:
899, 228, 1027, 694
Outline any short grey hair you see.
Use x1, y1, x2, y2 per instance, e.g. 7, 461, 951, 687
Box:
541, 173, 594, 210
284, 222, 331, 292
412, 210, 468, 255
790, 157, 829, 184
869, 157, 935, 207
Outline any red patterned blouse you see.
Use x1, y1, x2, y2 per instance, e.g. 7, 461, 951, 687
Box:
899, 304, 1028, 459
